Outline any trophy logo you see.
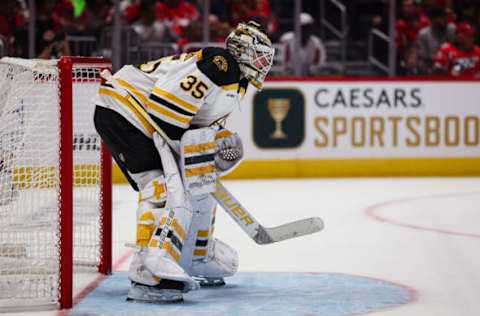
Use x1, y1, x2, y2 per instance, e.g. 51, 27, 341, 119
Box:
267, 98, 290, 139
253, 89, 304, 148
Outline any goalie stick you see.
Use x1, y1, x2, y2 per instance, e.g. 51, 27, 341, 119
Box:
101, 70, 324, 244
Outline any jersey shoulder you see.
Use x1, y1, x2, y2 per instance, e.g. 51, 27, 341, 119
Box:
196, 47, 241, 87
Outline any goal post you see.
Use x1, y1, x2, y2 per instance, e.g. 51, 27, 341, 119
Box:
0, 56, 112, 310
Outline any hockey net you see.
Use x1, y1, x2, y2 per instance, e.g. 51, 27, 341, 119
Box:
0, 57, 112, 310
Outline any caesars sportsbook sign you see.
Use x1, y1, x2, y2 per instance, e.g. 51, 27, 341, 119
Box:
226, 80, 480, 177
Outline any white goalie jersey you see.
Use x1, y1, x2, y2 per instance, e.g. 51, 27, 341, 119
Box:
95, 47, 248, 140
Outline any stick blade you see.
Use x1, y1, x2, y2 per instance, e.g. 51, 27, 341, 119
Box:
254, 217, 324, 245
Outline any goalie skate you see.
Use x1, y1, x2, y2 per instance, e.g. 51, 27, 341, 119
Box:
126, 281, 183, 304
194, 277, 226, 287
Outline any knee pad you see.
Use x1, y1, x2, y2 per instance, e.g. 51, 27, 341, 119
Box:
130, 169, 167, 209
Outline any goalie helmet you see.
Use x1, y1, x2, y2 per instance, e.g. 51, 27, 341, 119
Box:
226, 21, 274, 89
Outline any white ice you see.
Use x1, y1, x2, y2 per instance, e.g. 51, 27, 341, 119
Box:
8, 177, 480, 316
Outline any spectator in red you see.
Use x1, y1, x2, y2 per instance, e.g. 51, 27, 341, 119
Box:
396, 0, 429, 74
228, 0, 278, 36
156, 0, 199, 40
434, 22, 480, 78
416, 5, 456, 74
35, 0, 71, 58
177, 15, 229, 48
0, 0, 27, 55
397, 0, 427, 53
44, 0, 80, 33
122, 0, 141, 24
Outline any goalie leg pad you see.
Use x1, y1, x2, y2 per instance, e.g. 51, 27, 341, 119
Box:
180, 194, 239, 280
130, 202, 199, 292
128, 133, 199, 294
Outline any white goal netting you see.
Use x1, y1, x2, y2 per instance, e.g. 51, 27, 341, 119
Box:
0, 57, 110, 310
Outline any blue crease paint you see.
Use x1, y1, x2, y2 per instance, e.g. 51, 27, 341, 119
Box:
70, 272, 414, 316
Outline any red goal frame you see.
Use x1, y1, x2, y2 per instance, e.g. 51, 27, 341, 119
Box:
58, 56, 112, 309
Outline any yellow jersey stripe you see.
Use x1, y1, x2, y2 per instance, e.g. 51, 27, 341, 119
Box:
147, 99, 192, 125
196, 49, 203, 60
99, 87, 155, 135
239, 86, 246, 97
184, 142, 216, 154
152, 87, 199, 113
221, 83, 239, 91
116, 78, 149, 105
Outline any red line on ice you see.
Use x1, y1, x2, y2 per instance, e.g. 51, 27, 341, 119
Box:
365, 191, 480, 239
56, 249, 133, 316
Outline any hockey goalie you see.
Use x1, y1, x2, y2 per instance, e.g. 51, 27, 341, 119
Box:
93, 21, 274, 303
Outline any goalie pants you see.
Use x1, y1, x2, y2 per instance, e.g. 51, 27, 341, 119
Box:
94, 106, 162, 191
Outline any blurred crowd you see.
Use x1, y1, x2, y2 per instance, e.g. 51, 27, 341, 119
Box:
396, 0, 480, 77
0, 0, 112, 58
0, 0, 479, 78
0, 0, 328, 75
0, 0, 281, 58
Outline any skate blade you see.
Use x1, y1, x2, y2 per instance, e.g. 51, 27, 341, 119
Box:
196, 277, 226, 287
126, 284, 183, 304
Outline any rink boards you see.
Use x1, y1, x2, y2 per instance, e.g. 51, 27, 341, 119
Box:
112, 78, 480, 182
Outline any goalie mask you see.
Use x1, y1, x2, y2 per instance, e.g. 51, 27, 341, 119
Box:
226, 21, 274, 89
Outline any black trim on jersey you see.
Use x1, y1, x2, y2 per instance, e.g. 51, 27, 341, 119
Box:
239, 78, 249, 93
184, 154, 215, 166
151, 115, 186, 140
197, 47, 241, 86
149, 93, 195, 116
101, 82, 114, 88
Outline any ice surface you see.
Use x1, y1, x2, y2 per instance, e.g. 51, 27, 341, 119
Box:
7, 178, 480, 316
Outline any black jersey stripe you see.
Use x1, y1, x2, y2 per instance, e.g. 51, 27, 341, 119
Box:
149, 93, 196, 116
151, 115, 186, 141
101, 82, 114, 88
